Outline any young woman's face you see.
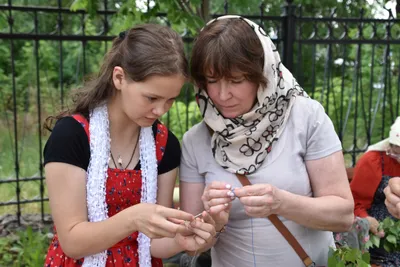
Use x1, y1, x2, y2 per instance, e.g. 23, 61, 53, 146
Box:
206, 72, 258, 118
119, 73, 185, 127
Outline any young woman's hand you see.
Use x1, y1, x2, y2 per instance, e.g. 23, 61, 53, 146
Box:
201, 181, 233, 230
129, 203, 194, 239
174, 211, 216, 252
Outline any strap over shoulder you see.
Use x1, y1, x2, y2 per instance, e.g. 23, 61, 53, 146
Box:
155, 122, 169, 164
235, 173, 315, 267
71, 114, 90, 142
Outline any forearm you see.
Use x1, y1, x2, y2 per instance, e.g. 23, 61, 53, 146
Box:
59, 209, 136, 259
150, 237, 183, 258
277, 190, 354, 232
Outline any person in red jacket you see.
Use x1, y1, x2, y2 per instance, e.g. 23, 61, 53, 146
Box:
351, 117, 400, 266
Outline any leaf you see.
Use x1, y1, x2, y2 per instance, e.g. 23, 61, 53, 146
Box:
344, 248, 357, 262
361, 251, 370, 263
70, 0, 87, 11
328, 256, 338, 267
370, 234, 380, 248
384, 241, 393, 253
387, 234, 397, 244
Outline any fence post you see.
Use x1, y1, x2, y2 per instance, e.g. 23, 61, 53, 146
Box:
281, 0, 295, 72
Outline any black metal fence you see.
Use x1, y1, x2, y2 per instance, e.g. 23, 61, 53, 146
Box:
0, 0, 399, 222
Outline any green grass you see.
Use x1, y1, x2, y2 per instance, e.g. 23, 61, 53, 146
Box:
0, 226, 51, 267
0, 120, 51, 215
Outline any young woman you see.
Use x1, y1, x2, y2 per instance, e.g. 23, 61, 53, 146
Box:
44, 24, 215, 267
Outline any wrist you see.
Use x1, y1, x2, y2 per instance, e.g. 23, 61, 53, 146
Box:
274, 188, 292, 215
124, 205, 139, 233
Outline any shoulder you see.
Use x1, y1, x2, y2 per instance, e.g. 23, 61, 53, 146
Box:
291, 96, 325, 118
51, 116, 88, 140
153, 120, 178, 147
286, 96, 328, 133
182, 121, 208, 145
357, 151, 382, 168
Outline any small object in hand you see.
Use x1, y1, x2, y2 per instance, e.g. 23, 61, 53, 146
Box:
194, 212, 204, 219
230, 187, 237, 198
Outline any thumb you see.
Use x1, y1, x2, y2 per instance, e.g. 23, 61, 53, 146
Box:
369, 225, 378, 235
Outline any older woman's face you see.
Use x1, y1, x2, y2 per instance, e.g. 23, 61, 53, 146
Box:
206, 72, 258, 118
387, 144, 400, 163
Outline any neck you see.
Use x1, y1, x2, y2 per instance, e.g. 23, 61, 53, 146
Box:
107, 96, 140, 145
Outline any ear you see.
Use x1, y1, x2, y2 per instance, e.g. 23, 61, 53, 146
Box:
112, 66, 126, 91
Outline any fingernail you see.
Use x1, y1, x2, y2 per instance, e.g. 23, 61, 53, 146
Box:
227, 191, 233, 197
225, 184, 231, 189
224, 203, 229, 206
231, 196, 235, 200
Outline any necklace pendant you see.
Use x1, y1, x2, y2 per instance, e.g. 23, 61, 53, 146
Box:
117, 155, 123, 167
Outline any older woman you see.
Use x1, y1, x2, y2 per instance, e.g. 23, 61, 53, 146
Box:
351, 117, 400, 266
179, 15, 354, 267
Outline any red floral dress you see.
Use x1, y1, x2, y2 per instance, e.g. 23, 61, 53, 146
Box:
44, 115, 168, 267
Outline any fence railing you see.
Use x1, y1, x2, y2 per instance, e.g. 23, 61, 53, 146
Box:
0, 0, 399, 223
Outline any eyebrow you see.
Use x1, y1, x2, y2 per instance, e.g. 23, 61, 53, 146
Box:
146, 93, 179, 100
205, 74, 244, 79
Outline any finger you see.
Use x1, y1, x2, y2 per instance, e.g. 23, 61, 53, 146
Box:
385, 186, 400, 206
209, 204, 230, 214
385, 199, 398, 215
234, 184, 273, 198
203, 189, 233, 201
145, 226, 176, 239
239, 196, 270, 206
244, 206, 269, 217
190, 224, 214, 241
208, 197, 233, 207
201, 211, 216, 226
206, 181, 233, 190
190, 218, 215, 233
168, 217, 186, 225
389, 177, 400, 195
154, 219, 190, 237
370, 226, 378, 235
194, 235, 206, 246
159, 207, 194, 221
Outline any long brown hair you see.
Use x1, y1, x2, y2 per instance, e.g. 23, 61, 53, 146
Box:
190, 18, 266, 91
45, 23, 188, 130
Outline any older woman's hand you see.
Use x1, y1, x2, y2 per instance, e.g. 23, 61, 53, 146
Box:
384, 177, 400, 219
234, 184, 282, 218
201, 181, 233, 230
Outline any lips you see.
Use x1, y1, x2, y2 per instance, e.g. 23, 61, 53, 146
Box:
220, 105, 236, 109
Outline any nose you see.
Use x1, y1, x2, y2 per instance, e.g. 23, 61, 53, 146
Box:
219, 81, 232, 101
152, 104, 166, 117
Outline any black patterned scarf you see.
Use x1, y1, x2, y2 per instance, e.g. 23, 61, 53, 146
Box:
196, 15, 308, 175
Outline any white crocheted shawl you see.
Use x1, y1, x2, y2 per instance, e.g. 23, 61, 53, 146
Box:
82, 103, 158, 267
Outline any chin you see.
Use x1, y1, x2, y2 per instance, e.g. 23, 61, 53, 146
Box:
220, 112, 240, 119
137, 118, 157, 127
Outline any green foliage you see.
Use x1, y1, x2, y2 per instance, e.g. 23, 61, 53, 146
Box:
365, 217, 400, 253
0, 227, 51, 267
328, 246, 370, 267
160, 99, 203, 141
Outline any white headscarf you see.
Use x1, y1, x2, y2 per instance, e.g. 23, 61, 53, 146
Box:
196, 15, 308, 175
368, 117, 400, 151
